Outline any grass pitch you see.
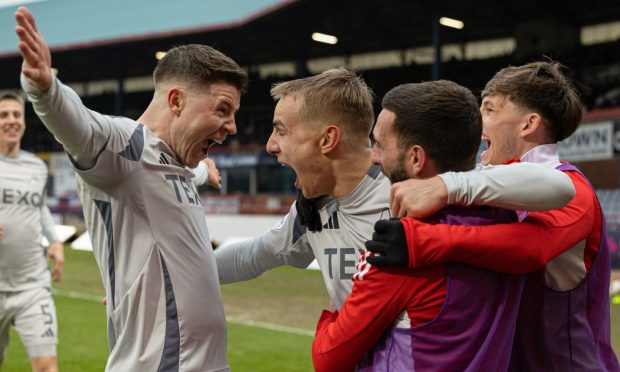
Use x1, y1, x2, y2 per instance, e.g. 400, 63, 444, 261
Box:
1, 247, 618, 371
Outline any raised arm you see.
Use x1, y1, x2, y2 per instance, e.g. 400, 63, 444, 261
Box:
16, 7, 112, 170
215, 203, 315, 283
390, 162, 574, 218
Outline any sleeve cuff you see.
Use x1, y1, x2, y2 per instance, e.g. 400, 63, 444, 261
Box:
438, 172, 458, 205
21, 71, 56, 100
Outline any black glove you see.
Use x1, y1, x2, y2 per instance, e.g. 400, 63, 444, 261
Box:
295, 189, 323, 232
365, 218, 409, 267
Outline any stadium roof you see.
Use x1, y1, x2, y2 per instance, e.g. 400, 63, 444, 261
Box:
0, 0, 619, 88
0, 0, 292, 55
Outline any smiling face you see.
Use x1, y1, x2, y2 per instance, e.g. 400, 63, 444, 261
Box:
371, 109, 409, 183
0, 98, 26, 154
266, 96, 325, 198
479, 94, 526, 165
169, 82, 240, 168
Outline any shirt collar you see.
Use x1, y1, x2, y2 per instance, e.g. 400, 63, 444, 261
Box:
520, 144, 561, 167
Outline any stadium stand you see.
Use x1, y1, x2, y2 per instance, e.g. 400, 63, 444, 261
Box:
0, 0, 620, 267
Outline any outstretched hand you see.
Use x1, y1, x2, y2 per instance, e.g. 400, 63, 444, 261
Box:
365, 218, 409, 267
390, 176, 448, 218
15, 6, 52, 91
203, 158, 222, 190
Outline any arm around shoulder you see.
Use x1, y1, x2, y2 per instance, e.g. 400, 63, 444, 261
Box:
440, 162, 575, 211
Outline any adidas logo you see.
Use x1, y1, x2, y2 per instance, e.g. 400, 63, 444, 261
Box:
323, 211, 340, 230
159, 153, 170, 165
41, 328, 55, 338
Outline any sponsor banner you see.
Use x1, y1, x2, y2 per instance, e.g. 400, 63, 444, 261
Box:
558, 121, 614, 161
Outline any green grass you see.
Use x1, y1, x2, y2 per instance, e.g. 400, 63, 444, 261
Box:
2, 247, 322, 372
1, 247, 618, 372
3, 295, 108, 372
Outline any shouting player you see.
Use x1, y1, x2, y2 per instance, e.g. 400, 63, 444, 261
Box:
16, 7, 247, 371
367, 61, 620, 371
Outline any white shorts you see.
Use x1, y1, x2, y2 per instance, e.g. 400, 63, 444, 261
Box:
0, 287, 58, 359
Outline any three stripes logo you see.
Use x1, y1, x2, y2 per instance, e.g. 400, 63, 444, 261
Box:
322, 211, 340, 230
159, 153, 170, 165
41, 328, 55, 338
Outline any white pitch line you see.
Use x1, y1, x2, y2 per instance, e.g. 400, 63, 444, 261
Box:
53, 288, 314, 337
54, 288, 104, 303
226, 317, 314, 337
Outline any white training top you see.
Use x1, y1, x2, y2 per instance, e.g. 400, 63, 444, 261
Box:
0, 151, 53, 291
23, 75, 229, 372
216, 162, 574, 309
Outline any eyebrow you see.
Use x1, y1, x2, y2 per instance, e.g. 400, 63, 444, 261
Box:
482, 100, 494, 109
219, 100, 236, 112
272, 120, 285, 130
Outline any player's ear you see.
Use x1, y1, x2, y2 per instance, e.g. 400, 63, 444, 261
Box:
408, 145, 426, 177
320, 124, 340, 154
521, 112, 543, 138
167, 87, 185, 116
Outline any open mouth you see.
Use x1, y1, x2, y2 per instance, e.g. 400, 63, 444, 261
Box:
202, 139, 221, 155
481, 134, 491, 150
277, 161, 300, 189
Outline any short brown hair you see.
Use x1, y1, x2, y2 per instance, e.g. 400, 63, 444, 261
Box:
153, 44, 248, 94
270, 68, 375, 144
382, 80, 481, 173
0, 91, 25, 112
482, 61, 582, 142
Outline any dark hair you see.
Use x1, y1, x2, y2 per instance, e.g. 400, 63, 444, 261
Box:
382, 80, 481, 172
153, 44, 248, 94
271, 67, 374, 144
482, 61, 582, 142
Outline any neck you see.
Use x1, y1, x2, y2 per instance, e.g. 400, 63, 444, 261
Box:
137, 97, 171, 144
330, 146, 373, 198
518, 130, 553, 159
0, 142, 19, 157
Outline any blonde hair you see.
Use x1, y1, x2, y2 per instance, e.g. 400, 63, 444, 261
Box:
271, 68, 374, 145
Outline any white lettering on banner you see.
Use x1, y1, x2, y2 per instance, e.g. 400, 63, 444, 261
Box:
614, 128, 620, 153
558, 121, 613, 161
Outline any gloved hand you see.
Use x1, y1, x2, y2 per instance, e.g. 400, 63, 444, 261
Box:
295, 189, 323, 232
365, 218, 409, 267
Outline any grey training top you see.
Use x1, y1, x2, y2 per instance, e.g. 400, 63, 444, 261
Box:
0, 151, 51, 292
23, 75, 229, 372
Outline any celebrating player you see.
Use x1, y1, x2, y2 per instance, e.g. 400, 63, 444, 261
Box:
15, 7, 247, 371
366, 61, 620, 371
